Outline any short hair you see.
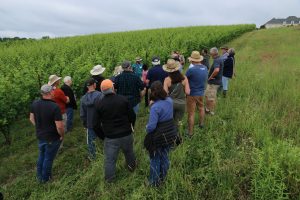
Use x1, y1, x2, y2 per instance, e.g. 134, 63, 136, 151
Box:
210, 47, 218, 55
150, 81, 167, 101
122, 61, 131, 69
64, 76, 72, 83
228, 48, 235, 56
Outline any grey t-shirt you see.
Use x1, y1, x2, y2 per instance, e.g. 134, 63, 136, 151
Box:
208, 56, 224, 85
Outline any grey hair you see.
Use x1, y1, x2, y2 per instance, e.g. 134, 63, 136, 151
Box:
63, 76, 72, 83
228, 48, 235, 55
210, 47, 218, 54
102, 88, 114, 95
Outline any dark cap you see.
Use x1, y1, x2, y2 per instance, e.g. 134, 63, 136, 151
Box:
122, 61, 131, 69
86, 78, 96, 87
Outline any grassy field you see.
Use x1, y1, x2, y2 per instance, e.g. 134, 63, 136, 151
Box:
1, 27, 300, 199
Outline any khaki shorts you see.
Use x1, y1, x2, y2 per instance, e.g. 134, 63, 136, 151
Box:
205, 84, 220, 101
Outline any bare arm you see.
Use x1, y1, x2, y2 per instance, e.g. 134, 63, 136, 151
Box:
208, 67, 220, 80
55, 120, 65, 140
163, 77, 171, 94
29, 113, 35, 126
183, 76, 190, 95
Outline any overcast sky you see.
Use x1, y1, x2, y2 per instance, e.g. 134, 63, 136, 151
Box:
0, 0, 299, 38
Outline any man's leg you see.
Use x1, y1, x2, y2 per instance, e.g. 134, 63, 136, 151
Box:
37, 140, 46, 182
42, 139, 61, 182
120, 134, 136, 171
222, 76, 229, 97
87, 128, 97, 160
104, 138, 120, 182
186, 96, 196, 136
196, 96, 205, 127
66, 108, 74, 132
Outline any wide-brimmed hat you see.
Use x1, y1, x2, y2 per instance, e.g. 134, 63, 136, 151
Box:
113, 66, 123, 76
163, 59, 180, 73
220, 46, 229, 50
135, 57, 142, 62
48, 74, 62, 86
188, 51, 204, 62
90, 65, 106, 76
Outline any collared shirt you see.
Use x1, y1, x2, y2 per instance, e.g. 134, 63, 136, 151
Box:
114, 71, 145, 108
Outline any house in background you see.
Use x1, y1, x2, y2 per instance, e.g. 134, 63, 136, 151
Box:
261, 16, 300, 29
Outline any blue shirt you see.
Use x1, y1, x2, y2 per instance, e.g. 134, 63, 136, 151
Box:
146, 65, 168, 87
146, 97, 173, 133
186, 64, 208, 96
208, 56, 224, 85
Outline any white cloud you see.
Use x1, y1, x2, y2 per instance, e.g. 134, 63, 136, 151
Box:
0, 0, 299, 38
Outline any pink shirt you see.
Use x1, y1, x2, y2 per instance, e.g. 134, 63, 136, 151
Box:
142, 70, 148, 85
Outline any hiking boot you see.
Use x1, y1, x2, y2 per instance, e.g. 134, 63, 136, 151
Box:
199, 124, 205, 129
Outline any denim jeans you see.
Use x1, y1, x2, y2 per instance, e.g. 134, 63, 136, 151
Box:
222, 76, 230, 91
66, 108, 74, 132
87, 128, 97, 159
37, 139, 61, 182
149, 147, 170, 186
104, 134, 136, 182
133, 103, 140, 115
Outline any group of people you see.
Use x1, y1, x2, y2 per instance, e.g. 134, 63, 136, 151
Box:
29, 46, 235, 186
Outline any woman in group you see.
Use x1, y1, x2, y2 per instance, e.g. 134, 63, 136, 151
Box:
145, 81, 177, 187
222, 48, 235, 97
163, 59, 190, 131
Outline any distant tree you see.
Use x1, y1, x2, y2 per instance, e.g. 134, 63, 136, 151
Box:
42, 36, 50, 40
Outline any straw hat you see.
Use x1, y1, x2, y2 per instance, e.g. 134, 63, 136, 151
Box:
135, 57, 142, 62
188, 51, 204, 62
90, 65, 106, 76
220, 46, 229, 50
113, 66, 123, 76
48, 74, 62, 86
163, 59, 180, 73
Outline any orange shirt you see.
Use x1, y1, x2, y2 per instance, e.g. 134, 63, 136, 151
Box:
51, 88, 68, 114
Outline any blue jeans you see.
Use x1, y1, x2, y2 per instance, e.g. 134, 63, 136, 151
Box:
66, 108, 74, 132
222, 76, 230, 91
133, 103, 140, 115
37, 139, 61, 182
149, 147, 170, 186
87, 128, 97, 159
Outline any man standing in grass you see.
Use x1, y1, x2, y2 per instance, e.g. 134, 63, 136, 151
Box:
205, 47, 224, 115
132, 57, 143, 78
94, 79, 136, 182
80, 78, 104, 160
186, 51, 208, 136
61, 76, 77, 132
114, 61, 145, 116
30, 84, 64, 183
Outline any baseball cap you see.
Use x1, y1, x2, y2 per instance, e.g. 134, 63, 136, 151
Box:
41, 84, 53, 94
152, 56, 160, 65
122, 61, 131, 69
101, 79, 114, 91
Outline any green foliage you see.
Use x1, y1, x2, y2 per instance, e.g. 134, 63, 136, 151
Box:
1, 26, 300, 200
0, 24, 255, 144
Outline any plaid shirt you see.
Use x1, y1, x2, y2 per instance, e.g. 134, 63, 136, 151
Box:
114, 71, 145, 108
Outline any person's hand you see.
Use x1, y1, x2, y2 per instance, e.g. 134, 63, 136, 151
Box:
60, 136, 64, 141
149, 100, 154, 106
